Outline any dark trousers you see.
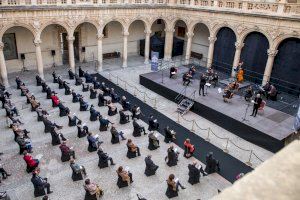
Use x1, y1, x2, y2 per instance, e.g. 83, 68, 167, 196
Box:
252, 106, 259, 117
135, 147, 141, 156
107, 157, 114, 165
199, 84, 205, 95
44, 183, 51, 193
176, 181, 184, 190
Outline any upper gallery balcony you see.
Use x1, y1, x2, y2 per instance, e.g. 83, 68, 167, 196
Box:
0, 0, 299, 19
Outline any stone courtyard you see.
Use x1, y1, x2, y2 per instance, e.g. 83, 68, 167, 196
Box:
0, 56, 276, 200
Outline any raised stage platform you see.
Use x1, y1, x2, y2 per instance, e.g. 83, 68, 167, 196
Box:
140, 67, 296, 153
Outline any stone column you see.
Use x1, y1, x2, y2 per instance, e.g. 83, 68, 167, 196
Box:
122, 31, 129, 68
164, 28, 175, 61
144, 29, 151, 64
231, 41, 244, 77
97, 34, 103, 72
34, 40, 44, 79
185, 32, 194, 65
0, 42, 9, 87
207, 36, 217, 68
262, 49, 278, 85
67, 36, 75, 72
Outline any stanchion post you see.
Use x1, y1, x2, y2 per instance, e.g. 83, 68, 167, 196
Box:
133, 87, 137, 97
223, 138, 229, 153
246, 150, 253, 166
177, 112, 180, 123
153, 98, 157, 109
124, 82, 127, 91
190, 120, 195, 132
108, 73, 111, 81
116, 76, 119, 85
205, 128, 210, 142
143, 92, 146, 103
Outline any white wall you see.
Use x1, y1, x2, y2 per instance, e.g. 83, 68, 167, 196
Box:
191, 23, 209, 59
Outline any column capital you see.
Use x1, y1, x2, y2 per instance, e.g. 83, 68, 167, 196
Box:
123, 31, 129, 37
0, 42, 4, 50
267, 49, 278, 57
235, 41, 244, 50
208, 36, 217, 44
67, 36, 75, 42
186, 32, 194, 38
34, 39, 42, 47
164, 28, 175, 33
97, 33, 104, 40
144, 29, 151, 35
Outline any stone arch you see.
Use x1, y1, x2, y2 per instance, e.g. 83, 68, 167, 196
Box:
240, 29, 272, 47
71, 20, 99, 37
189, 21, 211, 35
101, 19, 126, 33
150, 18, 169, 31
39, 21, 70, 37
273, 34, 300, 50
211, 24, 238, 40
169, 18, 189, 31
128, 18, 150, 32
1, 22, 36, 39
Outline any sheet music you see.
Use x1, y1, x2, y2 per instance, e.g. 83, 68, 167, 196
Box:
154, 133, 159, 138
174, 178, 179, 182
218, 88, 222, 94
205, 83, 211, 87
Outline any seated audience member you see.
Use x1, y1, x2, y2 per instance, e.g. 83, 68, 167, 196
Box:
144, 155, 159, 176
57, 76, 64, 89
75, 74, 83, 86
116, 166, 133, 187
99, 116, 113, 131
87, 132, 103, 152
98, 91, 107, 107
63, 81, 71, 95
79, 96, 89, 111
261, 81, 271, 96
164, 126, 176, 143
127, 139, 141, 158
182, 72, 192, 86
148, 131, 160, 150
50, 126, 66, 146
16, 134, 33, 154
110, 126, 126, 141
36, 108, 48, 122
77, 121, 88, 138
70, 159, 86, 181
166, 174, 185, 197
121, 96, 131, 111
52, 71, 58, 83
84, 178, 103, 199
107, 100, 118, 116
46, 86, 52, 99
15, 76, 22, 89
68, 69, 75, 79
165, 145, 179, 167
131, 105, 141, 119
169, 66, 177, 78
50, 93, 60, 107
183, 139, 195, 158
210, 72, 219, 88
82, 83, 89, 92
29, 96, 40, 111
84, 71, 93, 83
20, 83, 29, 96
58, 103, 70, 117
93, 77, 100, 89
41, 81, 48, 93
4, 100, 19, 116
119, 109, 130, 124
78, 66, 84, 77
110, 88, 120, 103
100, 82, 110, 96
59, 141, 76, 162
97, 147, 115, 168
68, 113, 80, 127
11, 123, 28, 140
89, 105, 100, 121
23, 151, 39, 172
89, 86, 97, 99
188, 161, 207, 185
71, 90, 80, 103
148, 114, 159, 131
244, 85, 253, 101
133, 119, 146, 136
205, 152, 220, 174
31, 168, 52, 197
267, 84, 277, 101
42, 116, 63, 133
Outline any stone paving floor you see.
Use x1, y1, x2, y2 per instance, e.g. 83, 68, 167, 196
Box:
1, 56, 233, 200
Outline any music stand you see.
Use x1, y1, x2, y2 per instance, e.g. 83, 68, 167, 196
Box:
204, 83, 211, 95
241, 100, 252, 122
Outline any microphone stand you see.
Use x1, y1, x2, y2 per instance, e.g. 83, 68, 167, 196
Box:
241, 98, 251, 122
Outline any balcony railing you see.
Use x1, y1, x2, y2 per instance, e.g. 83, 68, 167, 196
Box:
0, 0, 299, 17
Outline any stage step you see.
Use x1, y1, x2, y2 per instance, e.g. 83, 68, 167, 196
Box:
177, 98, 194, 115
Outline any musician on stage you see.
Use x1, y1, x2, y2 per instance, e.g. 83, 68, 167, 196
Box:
169, 67, 178, 79
182, 73, 192, 86
199, 74, 206, 96
251, 94, 262, 117
244, 85, 253, 101
189, 66, 196, 79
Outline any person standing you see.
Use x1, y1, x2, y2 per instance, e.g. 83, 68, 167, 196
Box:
251, 94, 262, 117
199, 74, 206, 96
